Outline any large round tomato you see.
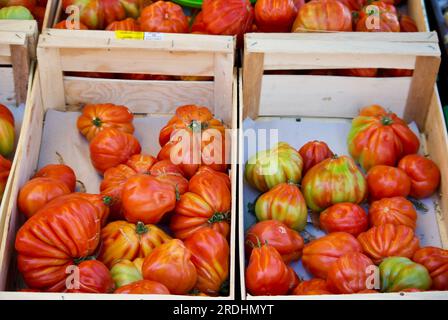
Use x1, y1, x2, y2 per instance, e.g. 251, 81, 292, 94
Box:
0, 104, 14, 157
292, 0, 352, 32
366, 165, 411, 201
142, 239, 197, 295
298, 140, 334, 174
105, 17, 140, 31
348, 105, 420, 171
302, 155, 367, 212
170, 167, 231, 240
398, 154, 441, 199
369, 197, 417, 229
357, 224, 419, 264
245, 142, 303, 192
139, 1, 188, 33
34, 164, 76, 192
90, 128, 141, 174
66, 260, 115, 293
292, 278, 332, 295
77, 103, 134, 142
380, 257, 431, 292
114, 280, 170, 294
326, 252, 375, 294
245, 244, 292, 296
319, 203, 368, 237
110, 259, 143, 288
245, 220, 304, 264
302, 232, 363, 279
184, 227, 229, 296
99, 220, 171, 268
254, 0, 297, 32
15, 197, 101, 291
356, 2, 400, 32
255, 182, 308, 231
18, 177, 71, 218
413, 247, 448, 290
0, 155, 11, 199
158, 105, 227, 178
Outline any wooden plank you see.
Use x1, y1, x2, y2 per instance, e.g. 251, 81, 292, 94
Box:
408, 0, 430, 32
0, 44, 11, 57
10, 45, 30, 105
242, 52, 264, 119
0, 56, 11, 65
0, 20, 37, 34
404, 56, 441, 128
0, 31, 27, 46
64, 77, 215, 114
0, 68, 16, 105
57, 48, 215, 77
36, 48, 65, 110
213, 53, 234, 124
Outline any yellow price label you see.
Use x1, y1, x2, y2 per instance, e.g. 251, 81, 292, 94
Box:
115, 31, 145, 40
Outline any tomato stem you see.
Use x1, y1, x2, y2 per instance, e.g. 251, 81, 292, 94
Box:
208, 211, 230, 224
102, 195, 113, 207
381, 116, 394, 125
135, 221, 148, 234
92, 117, 102, 127
73, 255, 96, 265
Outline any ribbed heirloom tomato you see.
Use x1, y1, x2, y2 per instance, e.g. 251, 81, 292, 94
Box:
105, 17, 140, 31
98, 220, 171, 268
298, 140, 334, 174
66, 260, 115, 293
254, 0, 297, 32
380, 257, 431, 292
0, 155, 11, 199
53, 20, 89, 30
292, 279, 332, 295
319, 203, 368, 236
366, 165, 411, 201
245, 220, 304, 263
139, 1, 188, 33
110, 259, 143, 288
337, 0, 366, 11
184, 227, 229, 296
358, 224, 420, 264
413, 247, 448, 290
142, 239, 197, 295
77, 103, 134, 142
255, 182, 308, 231
0, 104, 14, 157
115, 280, 170, 294
170, 167, 231, 240
34, 163, 76, 192
369, 197, 417, 229
356, 1, 400, 32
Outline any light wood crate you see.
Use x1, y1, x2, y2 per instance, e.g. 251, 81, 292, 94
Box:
0, 32, 237, 300
239, 29, 448, 299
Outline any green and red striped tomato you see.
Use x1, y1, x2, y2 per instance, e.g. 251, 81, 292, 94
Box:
0, 5, 34, 20
255, 182, 308, 231
0, 104, 14, 157
110, 259, 143, 288
245, 142, 303, 192
301, 155, 367, 212
380, 257, 432, 292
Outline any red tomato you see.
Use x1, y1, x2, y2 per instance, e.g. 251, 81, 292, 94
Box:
53, 20, 89, 30
15, 197, 101, 291
245, 220, 304, 264
337, 68, 378, 77
77, 103, 134, 142
114, 280, 170, 294
413, 247, 448, 290
366, 165, 411, 201
326, 252, 375, 294
170, 168, 231, 240
0, 104, 14, 126
357, 224, 419, 264
336, 0, 366, 11
139, 1, 188, 33
380, 69, 413, 77
0, 105, 14, 157
369, 197, 417, 229
254, 0, 297, 32
288, 267, 300, 292
184, 227, 229, 296
31, 5, 45, 30
399, 14, 418, 32
292, 0, 352, 32
18, 177, 71, 218
121, 174, 176, 224
398, 154, 441, 199
34, 164, 76, 192
0, 155, 12, 199
190, 11, 207, 33
298, 140, 334, 174
89, 128, 141, 174
126, 154, 157, 173
66, 260, 115, 293
105, 17, 140, 30
319, 203, 368, 237
245, 244, 291, 296
142, 239, 197, 295
302, 232, 363, 279
356, 2, 399, 32
292, 278, 332, 295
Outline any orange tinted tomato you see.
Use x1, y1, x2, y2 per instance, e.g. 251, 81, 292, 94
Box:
298, 140, 334, 174
67, 260, 115, 293
0, 155, 12, 199
292, 278, 333, 295
34, 164, 76, 192
139, 1, 188, 33
369, 197, 417, 229
413, 247, 448, 290
114, 280, 170, 294
366, 165, 411, 201
105, 17, 140, 31
319, 203, 368, 237
254, 0, 297, 32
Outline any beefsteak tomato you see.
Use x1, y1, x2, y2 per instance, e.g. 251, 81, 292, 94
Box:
369, 197, 417, 229
413, 247, 448, 290
366, 165, 411, 201
105, 17, 140, 30
0, 103, 14, 125
0, 155, 11, 199
319, 203, 368, 237
139, 1, 188, 33
254, 0, 297, 32
34, 164, 76, 192
114, 279, 170, 294
110, 259, 143, 288
356, 2, 400, 32
292, 278, 332, 295
298, 140, 334, 174
380, 257, 431, 292
66, 260, 115, 293
336, 0, 366, 11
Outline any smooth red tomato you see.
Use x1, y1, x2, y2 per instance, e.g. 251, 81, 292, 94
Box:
245, 244, 292, 296
302, 232, 363, 279
319, 203, 368, 237
53, 20, 89, 30
142, 239, 197, 295
34, 164, 76, 192
413, 247, 448, 290
77, 103, 134, 142
66, 260, 115, 293
357, 224, 419, 264
18, 177, 71, 218
292, 278, 332, 295
114, 280, 170, 294
105, 17, 140, 31
139, 1, 188, 33
369, 197, 417, 229
366, 165, 411, 201
326, 252, 375, 294
254, 0, 297, 32
245, 220, 304, 263
298, 140, 334, 174
398, 154, 441, 199
184, 227, 229, 296
0, 155, 12, 199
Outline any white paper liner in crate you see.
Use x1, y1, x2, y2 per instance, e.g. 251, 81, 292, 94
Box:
242, 117, 442, 281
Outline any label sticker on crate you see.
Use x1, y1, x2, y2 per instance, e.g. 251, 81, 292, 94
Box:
115, 31, 164, 41
144, 32, 163, 41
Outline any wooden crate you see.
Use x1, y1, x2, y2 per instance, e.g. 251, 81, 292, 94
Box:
239, 31, 448, 299
0, 32, 237, 299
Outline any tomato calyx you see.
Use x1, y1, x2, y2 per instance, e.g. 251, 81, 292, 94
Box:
102, 195, 113, 207
188, 120, 208, 132
175, 185, 181, 201
381, 116, 394, 126
408, 197, 429, 212
92, 117, 102, 128
219, 280, 230, 296
208, 211, 230, 224
135, 221, 149, 235
73, 255, 96, 265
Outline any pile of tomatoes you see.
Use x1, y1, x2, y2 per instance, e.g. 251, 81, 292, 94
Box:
0, 0, 47, 29
14, 104, 231, 296
0, 104, 14, 203
244, 104, 447, 296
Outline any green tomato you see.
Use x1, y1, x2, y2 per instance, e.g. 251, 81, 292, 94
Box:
0, 118, 14, 157
0, 6, 33, 20
380, 257, 432, 292
110, 259, 143, 288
